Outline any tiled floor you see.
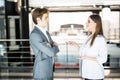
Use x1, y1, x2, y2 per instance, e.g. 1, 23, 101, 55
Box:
54, 78, 120, 80
0, 69, 120, 80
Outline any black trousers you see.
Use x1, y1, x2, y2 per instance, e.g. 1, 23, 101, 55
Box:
85, 78, 103, 80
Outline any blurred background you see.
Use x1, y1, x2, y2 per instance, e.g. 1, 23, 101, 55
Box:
0, 0, 120, 80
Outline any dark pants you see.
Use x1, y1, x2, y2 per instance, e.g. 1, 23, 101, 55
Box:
85, 78, 103, 80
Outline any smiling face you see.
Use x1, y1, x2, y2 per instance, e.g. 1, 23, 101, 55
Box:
86, 17, 96, 34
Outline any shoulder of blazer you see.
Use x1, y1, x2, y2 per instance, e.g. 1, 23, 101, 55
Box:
31, 26, 43, 35
32, 26, 48, 41
35, 26, 42, 33
30, 27, 42, 37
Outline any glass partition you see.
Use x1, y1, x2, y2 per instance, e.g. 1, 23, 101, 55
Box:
0, 0, 8, 79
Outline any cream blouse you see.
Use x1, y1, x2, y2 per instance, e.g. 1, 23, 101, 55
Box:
79, 35, 108, 79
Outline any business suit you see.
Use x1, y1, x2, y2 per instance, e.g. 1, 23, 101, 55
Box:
30, 26, 59, 80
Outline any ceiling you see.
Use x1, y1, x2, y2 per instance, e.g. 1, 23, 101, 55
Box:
29, 0, 120, 6
8, 0, 120, 11
29, 0, 120, 11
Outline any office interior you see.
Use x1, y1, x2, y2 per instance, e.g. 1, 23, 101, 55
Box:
0, 0, 120, 80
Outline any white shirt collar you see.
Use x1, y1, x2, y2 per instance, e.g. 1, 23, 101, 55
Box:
36, 25, 50, 41
36, 25, 47, 33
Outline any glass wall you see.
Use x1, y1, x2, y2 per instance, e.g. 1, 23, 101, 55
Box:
0, 0, 6, 42
49, 12, 91, 77
29, 10, 120, 79
0, 0, 8, 79
0, 0, 119, 79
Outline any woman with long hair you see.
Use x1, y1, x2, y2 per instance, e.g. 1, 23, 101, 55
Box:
67, 14, 108, 80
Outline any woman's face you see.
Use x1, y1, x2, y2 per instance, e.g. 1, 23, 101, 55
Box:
86, 17, 96, 34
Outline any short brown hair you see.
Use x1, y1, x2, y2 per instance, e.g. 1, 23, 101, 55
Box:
31, 8, 49, 24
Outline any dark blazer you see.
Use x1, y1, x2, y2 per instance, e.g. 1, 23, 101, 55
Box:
30, 26, 59, 80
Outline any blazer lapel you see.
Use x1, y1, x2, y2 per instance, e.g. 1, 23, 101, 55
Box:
35, 27, 49, 42
46, 31, 53, 43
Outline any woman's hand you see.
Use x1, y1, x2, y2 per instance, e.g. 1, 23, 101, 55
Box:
66, 41, 80, 49
53, 42, 58, 46
77, 56, 97, 61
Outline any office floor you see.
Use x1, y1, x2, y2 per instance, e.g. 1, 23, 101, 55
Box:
54, 78, 120, 80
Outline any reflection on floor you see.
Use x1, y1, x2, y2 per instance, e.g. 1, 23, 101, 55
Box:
0, 44, 120, 80
54, 78, 120, 80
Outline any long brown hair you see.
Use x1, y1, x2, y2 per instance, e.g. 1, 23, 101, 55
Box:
89, 14, 104, 46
